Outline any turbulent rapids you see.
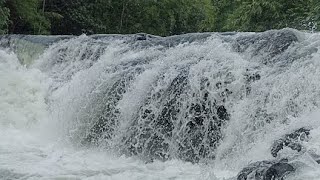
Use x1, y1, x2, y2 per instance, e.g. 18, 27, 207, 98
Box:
1, 29, 320, 179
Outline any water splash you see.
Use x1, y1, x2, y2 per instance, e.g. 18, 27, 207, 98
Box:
1, 29, 320, 179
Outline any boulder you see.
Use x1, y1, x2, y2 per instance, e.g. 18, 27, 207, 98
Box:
237, 159, 294, 180
233, 29, 299, 65
271, 127, 311, 158
237, 127, 315, 180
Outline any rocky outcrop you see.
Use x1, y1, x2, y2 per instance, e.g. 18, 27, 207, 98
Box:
237, 127, 314, 180
271, 127, 311, 158
233, 29, 299, 65
237, 159, 294, 180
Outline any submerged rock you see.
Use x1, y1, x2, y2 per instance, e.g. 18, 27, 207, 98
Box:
271, 127, 311, 158
237, 159, 294, 180
83, 67, 145, 145
233, 29, 299, 65
237, 127, 315, 180
121, 67, 231, 163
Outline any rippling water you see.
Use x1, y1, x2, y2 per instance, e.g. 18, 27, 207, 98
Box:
1, 29, 320, 179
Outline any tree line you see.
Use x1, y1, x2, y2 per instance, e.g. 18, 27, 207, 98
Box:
0, 0, 319, 36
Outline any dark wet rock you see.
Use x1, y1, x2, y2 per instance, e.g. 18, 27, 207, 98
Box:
136, 33, 147, 41
245, 72, 261, 83
233, 29, 299, 65
244, 69, 261, 95
217, 105, 229, 121
122, 67, 190, 161
271, 127, 311, 158
89, 32, 213, 49
236, 127, 318, 179
83, 67, 145, 145
237, 159, 295, 180
173, 81, 230, 162
120, 67, 231, 163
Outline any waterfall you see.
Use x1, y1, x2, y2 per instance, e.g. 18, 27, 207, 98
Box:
1, 29, 320, 179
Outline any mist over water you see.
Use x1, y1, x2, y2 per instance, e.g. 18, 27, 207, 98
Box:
1, 29, 320, 179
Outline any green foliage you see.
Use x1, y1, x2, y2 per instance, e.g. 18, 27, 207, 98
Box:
211, 0, 235, 31
0, 0, 9, 34
2, 0, 320, 35
224, 0, 320, 32
118, 0, 216, 36
46, 0, 216, 36
307, 0, 320, 31
6, 0, 50, 34
225, 0, 281, 31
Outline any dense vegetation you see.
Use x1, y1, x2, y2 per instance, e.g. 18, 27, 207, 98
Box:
0, 0, 319, 35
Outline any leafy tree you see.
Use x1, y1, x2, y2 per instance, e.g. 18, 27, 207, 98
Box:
6, 0, 51, 34
46, 0, 216, 36
211, 0, 236, 31
224, 0, 320, 32
306, 0, 320, 31
225, 0, 283, 31
3, 0, 320, 35
0, 0, 9, 34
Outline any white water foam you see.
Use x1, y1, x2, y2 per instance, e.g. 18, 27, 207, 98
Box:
2, 30, 320, 179
0, 49, 228, 179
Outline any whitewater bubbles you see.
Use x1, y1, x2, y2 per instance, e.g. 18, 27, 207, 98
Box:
2, 29, 320, 179
0, 49, 48, 129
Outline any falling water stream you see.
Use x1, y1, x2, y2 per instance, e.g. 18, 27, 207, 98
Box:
1, 29, 320, 179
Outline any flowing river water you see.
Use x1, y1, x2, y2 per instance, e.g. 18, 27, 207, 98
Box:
1, 29, 320, 179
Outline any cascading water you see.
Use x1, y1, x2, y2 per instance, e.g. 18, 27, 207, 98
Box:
1, 29, 320, 179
